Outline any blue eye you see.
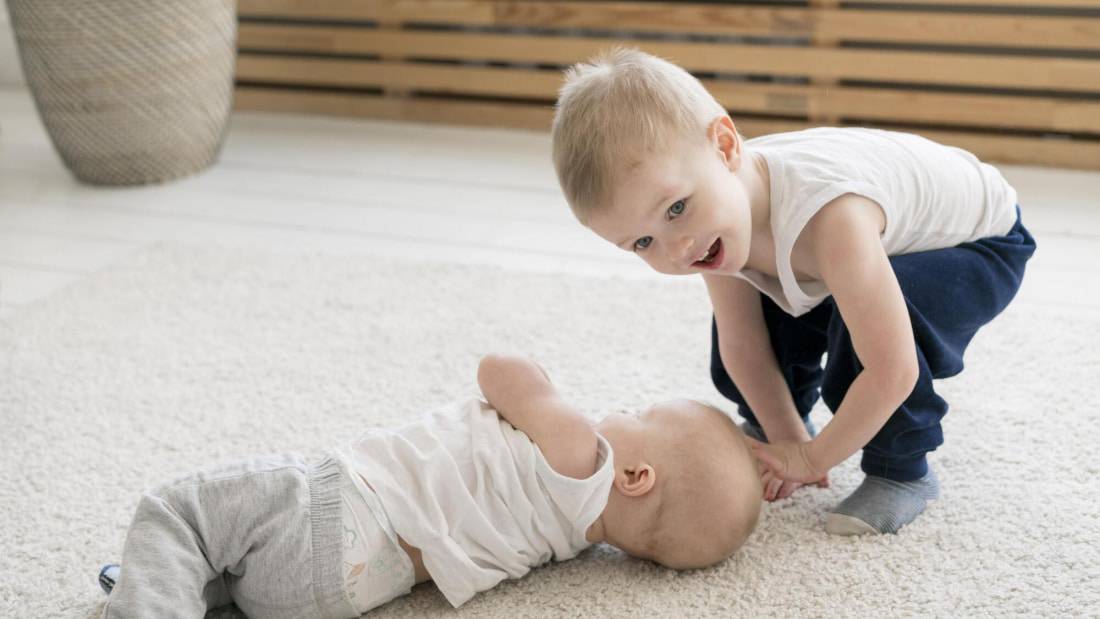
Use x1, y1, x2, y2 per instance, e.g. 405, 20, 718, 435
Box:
634, 236, 653, 251
667, 200, 686, 218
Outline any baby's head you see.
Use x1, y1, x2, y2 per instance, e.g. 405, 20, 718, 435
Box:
594, 399, 762, 569
551, 47, 756, 276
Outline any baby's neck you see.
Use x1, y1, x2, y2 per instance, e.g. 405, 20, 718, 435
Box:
585, 512, 606, 544
585, 493, 635, 549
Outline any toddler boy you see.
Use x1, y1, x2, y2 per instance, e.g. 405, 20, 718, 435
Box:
551, 48, 1035, 535
98, 354, 761, 617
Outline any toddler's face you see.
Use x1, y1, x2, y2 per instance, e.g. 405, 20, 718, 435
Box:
586, 135, 753, 277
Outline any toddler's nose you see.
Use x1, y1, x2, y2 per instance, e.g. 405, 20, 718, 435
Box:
672, 236, 696, 266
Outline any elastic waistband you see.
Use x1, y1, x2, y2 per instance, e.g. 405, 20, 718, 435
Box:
308, 454, 359, 619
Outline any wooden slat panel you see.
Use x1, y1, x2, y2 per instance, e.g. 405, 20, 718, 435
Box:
234, 1, 1100, 170
707, 80, 1100, 135
234, 86, 1100, 169
854, 0, 1099, 7
234, 86, 554, 130
233, 85, 811, 135
237, 24, 1100, 92
237, 55, 558, 99
916, 128, 1100, 169
238, 0, 1100, 15
820, 10, 1100, 49
508, 6, 1100, 52
237, 1, 1100, 51
236, 55, 1100, 134
238, 0, 496, 23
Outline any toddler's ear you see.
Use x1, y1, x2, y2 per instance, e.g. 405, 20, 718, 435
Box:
709, 115, 742, 170
615, 463, 657, 497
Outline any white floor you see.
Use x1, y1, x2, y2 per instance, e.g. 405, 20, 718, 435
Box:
1, 87, 1099, 322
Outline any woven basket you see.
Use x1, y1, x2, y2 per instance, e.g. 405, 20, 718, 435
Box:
9, 0, 237, 186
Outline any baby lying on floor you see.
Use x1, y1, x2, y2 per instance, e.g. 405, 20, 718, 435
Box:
98, 353, 762, 618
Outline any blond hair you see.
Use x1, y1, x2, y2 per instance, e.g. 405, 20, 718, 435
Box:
550, 47, 728, 225
629, 401, 763, 570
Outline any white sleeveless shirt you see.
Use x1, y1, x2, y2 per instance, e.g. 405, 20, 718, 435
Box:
740, 127, 1019, 316
341, 397, 615, 608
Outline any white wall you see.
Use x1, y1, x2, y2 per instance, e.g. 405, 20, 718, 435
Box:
0, 1, 25, 87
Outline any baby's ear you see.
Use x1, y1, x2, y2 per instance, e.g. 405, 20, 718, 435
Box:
615, 463, 657, 497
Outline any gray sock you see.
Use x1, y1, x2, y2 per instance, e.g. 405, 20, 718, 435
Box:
740, 417, 816, 443
825, 468, 940, 535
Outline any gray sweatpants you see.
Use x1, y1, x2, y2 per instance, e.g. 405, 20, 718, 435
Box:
102, 453, 360, 619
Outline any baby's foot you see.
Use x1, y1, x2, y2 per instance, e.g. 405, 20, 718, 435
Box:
98, 564, 119, 595
825, 469, 940, 535
740, 417, 816, 443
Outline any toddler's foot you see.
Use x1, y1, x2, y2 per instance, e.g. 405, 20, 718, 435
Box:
825, 468, 940, 535
98, 564, 119, 595
740, 417, 816, 443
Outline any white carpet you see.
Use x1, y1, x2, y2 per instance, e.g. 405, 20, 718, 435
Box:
2, 243, 1097, 618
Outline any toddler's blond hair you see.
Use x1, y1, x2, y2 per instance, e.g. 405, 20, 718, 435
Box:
551, 47, 728, 224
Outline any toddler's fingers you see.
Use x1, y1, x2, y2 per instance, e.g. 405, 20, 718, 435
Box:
765, 476, 783, 502
760, 470, 774, 494
760, 470, 778, 501
777, 481, 800, 500
750, 444, 784, 475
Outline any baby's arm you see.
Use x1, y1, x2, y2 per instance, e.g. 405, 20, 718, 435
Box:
477, 354, 601, 480
752, 195, 919, 481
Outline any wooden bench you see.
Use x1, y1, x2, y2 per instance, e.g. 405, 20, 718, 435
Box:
234, 0, 1100, 170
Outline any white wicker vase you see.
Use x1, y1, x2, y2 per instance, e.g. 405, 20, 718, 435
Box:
9, 0, 237, 186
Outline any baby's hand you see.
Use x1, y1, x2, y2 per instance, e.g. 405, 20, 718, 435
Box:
747, 437, 830, 485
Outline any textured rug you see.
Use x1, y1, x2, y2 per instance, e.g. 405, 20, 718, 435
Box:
1, 244, 1097, 618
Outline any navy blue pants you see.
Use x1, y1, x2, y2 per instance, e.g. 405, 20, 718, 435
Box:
710, 209, 1036, 482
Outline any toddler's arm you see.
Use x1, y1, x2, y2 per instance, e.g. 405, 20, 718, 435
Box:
808, 197, 919, 469
707, 274, 825, 500
706, 274, 810, 443
752, 195, 919, 482
477, 354, 601, 480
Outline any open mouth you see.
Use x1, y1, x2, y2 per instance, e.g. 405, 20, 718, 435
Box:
693, 238, 724, 269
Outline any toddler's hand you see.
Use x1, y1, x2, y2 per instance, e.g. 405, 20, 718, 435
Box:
747, 437, 829, 485
758, 467, 829, 502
